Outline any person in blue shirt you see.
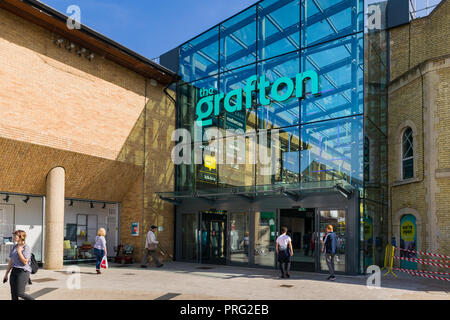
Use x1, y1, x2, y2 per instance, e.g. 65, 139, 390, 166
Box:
322, 225, 338, 281
3, 230, 34, 300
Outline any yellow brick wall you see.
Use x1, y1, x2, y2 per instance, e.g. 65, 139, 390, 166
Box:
390, 0, 450, 80
0, 7, 146, 161
388, 0, 450, 264
435, 66, 450, 257
0, 7, 176, 261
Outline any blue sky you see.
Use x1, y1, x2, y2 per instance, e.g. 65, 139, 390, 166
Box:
40, 0, 440, 60
41, 0, 258, 59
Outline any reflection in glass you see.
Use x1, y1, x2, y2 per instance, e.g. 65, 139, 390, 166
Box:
301, 116, 363, 188
257, 51, 300, 129
181, 213, 198, 261
254, 211, 276, 267
219, 64, 257, 132
319, 209, 346, 273
301, 33, 363, 124
230, 212, 250, 264
180, 26, 219, 82
258, 0, 300, 61
220, 7, 257, 71
302, 0, 363, 48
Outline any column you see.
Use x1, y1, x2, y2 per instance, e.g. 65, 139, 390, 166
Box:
44, 167, 65, 270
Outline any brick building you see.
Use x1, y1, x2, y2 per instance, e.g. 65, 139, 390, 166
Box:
0, 0, 448, 275
388, 0, 450, 269
0, 0, 178, 268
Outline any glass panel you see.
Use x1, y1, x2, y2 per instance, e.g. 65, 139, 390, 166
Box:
319, 209, 346, 272
229, 212, 250, 264
200, 210, 227, 264
219, 64, 257, 133
257, 51, 300, 129
256, 126, 300, 185
301, 116, 364, 189
402, 128, 413, 159
220, 7, 257, 71
254, 211, 276, 267
181, 213, 198, 261
301, 33, 363, 124
180, 26, 219, 82
258, 0, 300, 61
218, 133, 256, 187
402, 158, 414, 180
302, 0, 363, 48
280, 208, 315, 272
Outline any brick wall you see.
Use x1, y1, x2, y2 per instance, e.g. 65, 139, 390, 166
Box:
388, 0, 450, 266
0, 6, 175, 261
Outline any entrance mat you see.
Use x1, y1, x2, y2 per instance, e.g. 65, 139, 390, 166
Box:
31, 278, 58, 283
280, 284, 294, 288
196, 266, 215, 270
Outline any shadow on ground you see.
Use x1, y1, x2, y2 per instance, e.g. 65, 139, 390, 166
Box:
63, 261, 449, 294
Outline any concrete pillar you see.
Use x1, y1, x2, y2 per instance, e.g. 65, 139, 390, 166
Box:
44, 167, 65, 270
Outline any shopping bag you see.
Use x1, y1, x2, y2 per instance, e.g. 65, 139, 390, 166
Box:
100, 256, 108, 269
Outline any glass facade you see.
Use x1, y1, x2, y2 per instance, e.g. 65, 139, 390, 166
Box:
170, 0, 388, 273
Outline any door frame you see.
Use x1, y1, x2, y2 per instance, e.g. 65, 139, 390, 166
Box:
315, 207, 349, 274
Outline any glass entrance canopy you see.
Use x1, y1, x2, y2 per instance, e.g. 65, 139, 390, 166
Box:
157, 179, 354, 204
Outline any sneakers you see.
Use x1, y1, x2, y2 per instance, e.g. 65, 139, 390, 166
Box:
329, 276, 336, 281
286, 273, 290, 278
157, 264, 164, 268
96, 269, 101, 274
140, 265, 147, 268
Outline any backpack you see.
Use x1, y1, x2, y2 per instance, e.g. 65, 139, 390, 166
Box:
29, 253, 38, 274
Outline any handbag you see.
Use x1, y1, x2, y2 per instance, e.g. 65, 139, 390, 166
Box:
148, 243, 157, 251
100, 256, 108, 269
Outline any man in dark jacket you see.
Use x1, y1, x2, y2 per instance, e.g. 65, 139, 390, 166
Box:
323, 225, 338, 281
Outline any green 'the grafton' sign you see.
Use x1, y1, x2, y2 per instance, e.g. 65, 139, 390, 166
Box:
195, 70, 320, 126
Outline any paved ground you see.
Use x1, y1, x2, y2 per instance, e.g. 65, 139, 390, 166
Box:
0, 261, 448, 300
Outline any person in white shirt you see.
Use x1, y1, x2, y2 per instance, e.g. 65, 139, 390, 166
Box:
141, 225, 163, 268
276, 226, 293, 278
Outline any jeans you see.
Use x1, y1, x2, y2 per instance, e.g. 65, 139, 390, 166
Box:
326, 253, 335, 277
94, 248, 105, 270
141, 249, 162, 266
10, 268, 34, 300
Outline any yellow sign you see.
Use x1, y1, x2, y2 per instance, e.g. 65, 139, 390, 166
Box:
364, 220, 373, 241
204, 155, 216, 171
401, 221, 415, 242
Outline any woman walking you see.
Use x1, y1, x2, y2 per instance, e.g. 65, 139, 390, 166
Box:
3, 230, 35, 300
94, 228, 107, 274
276, 226, 293, 278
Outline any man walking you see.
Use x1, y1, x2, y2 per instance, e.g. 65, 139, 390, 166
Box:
141, 225, 163, 268
323, 225, 337, 281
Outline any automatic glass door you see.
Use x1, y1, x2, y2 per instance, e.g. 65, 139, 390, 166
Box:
200, 210, 227, 265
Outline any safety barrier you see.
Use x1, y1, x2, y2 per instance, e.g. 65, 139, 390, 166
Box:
381, 245, 450, 281
392, 268, 450, 282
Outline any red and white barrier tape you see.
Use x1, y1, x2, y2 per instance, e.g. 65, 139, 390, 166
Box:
412, 269, 450, 276
394, 256, 450, 268
392, 268, 450, 282
394, 247, 450, 259
399, 256, 450, 264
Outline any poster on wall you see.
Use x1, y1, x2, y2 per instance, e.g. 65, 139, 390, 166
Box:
400, 214, 417, 270
363, 216, 374, 267
131, 222, 139, 237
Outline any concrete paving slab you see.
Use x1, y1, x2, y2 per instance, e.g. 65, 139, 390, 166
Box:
0, 262, 448, 300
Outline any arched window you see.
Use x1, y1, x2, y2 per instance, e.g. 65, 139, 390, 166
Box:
402, 127, 414, 179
